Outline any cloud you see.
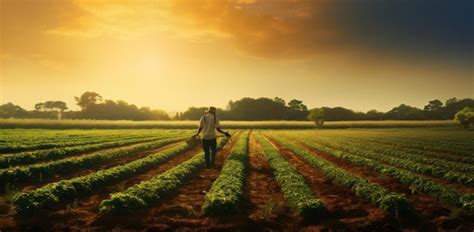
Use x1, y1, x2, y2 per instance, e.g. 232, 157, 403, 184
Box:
169, 0, 342, 59
2, 0, 472, 62
168, 0, 473, 61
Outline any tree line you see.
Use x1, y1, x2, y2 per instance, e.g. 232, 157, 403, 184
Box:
0, 92, 473, 122
174, 97, 474, 121
0, 92, 170, 121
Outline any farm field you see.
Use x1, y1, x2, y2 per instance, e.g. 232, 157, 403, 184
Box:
0, 118, 457, 130
0, 128, 473, 231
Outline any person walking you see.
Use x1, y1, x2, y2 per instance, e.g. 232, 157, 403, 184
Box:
193, 106, 231, 169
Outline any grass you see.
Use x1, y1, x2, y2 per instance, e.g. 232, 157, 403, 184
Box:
0, 118, 457, 129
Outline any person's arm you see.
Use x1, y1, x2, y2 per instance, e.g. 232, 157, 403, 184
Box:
193, 127, 202, 138
217, 128, 231, 137
193, 116, 204, 138
214, 117, 230, 137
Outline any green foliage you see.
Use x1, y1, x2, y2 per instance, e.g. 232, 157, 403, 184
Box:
0, 103, 28, 118
316, 135, 474, 173
290, 134, 473, 211
256, 134, 325, 219
35, 101, 68, 120
0, 131, 186, 168
99, 137, 230, 214
0, 118, 458, 130
75, 91, 102, 110
454, 107, 474, 128
202, 132, 249, 215
307, 108, 324, 128
12, 142, 195, 215
267, 134, 413, 216
0, 136, 188, 184
304, 136, 474, 186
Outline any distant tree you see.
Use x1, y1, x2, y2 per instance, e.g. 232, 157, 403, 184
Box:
442, 98, 474, 120
229, 97, 288, 120
75, 92, 102, 110
35, 101, 68, 120
285, 99, 309, 120
226, 100, 235, 111
273, 97, 286, 106
288, 99, 308, 111
173, 112, 181, 120
423, 99, 444, 119
454, 107, 474, 128
446, 97, 458, 106
424, 99, 443, 111
307, 108, 324, 129
385, 104, 425, 120
0, 103, 28, 118
321, 107, 359, 121
180, 107, 209, 120
366, 109, 384, 120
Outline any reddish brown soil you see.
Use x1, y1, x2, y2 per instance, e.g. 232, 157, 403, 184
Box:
48, 144, 204, 231
294, 140, 473, 231
130, 133, 243, 231
1, 133, 472, 231
267, 136, 396, 231
19, 141, 184, 192
0, 141, 190, 230
316, 138, 474, 194
240, 133, 297, 231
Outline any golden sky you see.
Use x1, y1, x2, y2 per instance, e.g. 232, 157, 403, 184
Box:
1, 0, 473, 112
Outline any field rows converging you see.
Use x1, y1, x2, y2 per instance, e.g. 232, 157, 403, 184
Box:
0, 129, 189, 154
285, 136, 473, 207
0, 130, 193, 168
289, 134, 474, 186
0, 128, 472, 231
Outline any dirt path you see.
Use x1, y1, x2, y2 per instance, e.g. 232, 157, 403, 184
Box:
294, 141, 472, 231
240, 133, 296, 231
130, 133, 242, 231
267, 136, 395, 231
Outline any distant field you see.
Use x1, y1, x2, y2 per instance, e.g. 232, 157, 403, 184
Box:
0, 128, 472, 231
0, 118, 458, 129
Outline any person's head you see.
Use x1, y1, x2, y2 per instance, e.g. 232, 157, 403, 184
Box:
206, 106, 217, 115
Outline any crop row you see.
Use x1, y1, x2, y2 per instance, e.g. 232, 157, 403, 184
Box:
308, 135, 474, 173
385, 134, 474, 151
298, 135, 473, 186
99, 136, 231, 214
0, 131, 190, 168
256, 134, 326, 218
315, 132, 474, 160
334, 134, 474, 165
202, 132, 249, 215
266, 133, 413, 216
351, 135, 474, 157
0, 130, 179, 153
290, 135, 474, 211
0, 136, 188, 184
12, 140, 199, 215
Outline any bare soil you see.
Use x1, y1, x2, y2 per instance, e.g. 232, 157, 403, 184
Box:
295, 140, 474, 231
267, 136, 397, 231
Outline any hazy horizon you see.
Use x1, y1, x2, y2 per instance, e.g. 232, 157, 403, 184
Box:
1, 0, 473, 113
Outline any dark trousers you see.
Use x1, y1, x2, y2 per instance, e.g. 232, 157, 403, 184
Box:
202, 139, 217, 168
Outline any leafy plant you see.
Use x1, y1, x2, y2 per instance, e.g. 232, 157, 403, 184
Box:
99, 137, 231, 215
202, 132, 249, 215
256, 134, 326, 219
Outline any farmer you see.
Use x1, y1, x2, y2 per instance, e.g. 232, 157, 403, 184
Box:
193, 106, 231, 168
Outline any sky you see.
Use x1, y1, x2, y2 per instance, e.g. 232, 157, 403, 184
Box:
1, 0, 473, 113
